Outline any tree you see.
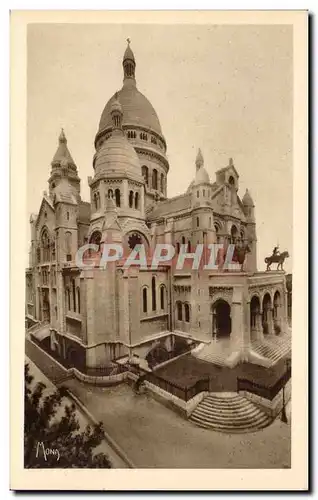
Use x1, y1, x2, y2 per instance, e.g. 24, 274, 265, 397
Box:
24, 363, 111, 468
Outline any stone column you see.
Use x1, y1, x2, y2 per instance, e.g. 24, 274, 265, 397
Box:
140, 185, 145, 217
256, 311, 263, 341
122, 179, 128, 209
230, 286, 245, 358
267, 307, 274, 336
128, 267, 139, 356
56, 269, 66, 334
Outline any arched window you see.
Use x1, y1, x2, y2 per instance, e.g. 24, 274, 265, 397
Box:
129, 190, 134, 208
209, 217, 212, 228
214, 222, 221, 244
185, 303, 190, 322
229, 176, 235, 187
187, 240, 191, 252
196, 217, 199, 227
108, 189, 113, 199
66, 211, 69, 221
181, 236, 186, 245
203, 189, 205, 197
115, 188, 121, 207
177, 301, 182, 321
160, 173, 164, 193
152, 169, 158, 190
160, 285, 166, 310
230, 225, 238, 244
197, 191, 199, 198
152, 277, 156, 311
72, 279, 76, 311
65, 231, 72, 261
41, 229, 50, 262
176, 242, 180, 254
142, 166, 149, 186
142, 288, 147, 313
135, 192, 139, 209
89, 231, 102, 255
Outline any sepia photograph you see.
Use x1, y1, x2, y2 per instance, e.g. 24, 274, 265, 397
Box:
10, 9, 308, 491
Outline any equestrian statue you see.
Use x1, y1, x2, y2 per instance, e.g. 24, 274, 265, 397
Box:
265, 244, 290, 271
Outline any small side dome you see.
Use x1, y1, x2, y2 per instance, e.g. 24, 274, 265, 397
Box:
242, 188, 254, 207
94, 134, 142, 179
193, 166, 210, 186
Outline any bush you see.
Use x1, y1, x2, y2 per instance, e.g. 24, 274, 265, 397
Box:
24, 363, 111, 468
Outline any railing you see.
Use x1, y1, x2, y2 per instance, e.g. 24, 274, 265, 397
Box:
142, 370, 209, 402
237, 365, 291, 401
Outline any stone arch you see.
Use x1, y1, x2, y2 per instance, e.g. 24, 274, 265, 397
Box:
115, 188, 121, 207
142, 165, 149, 186
129, 190, 134, 208
40, 226, 51, 262
159, 284, 166, 310
262, 293, 272, 334
125, 230, 149, 250
211, 299, 231, 339
184, 302, 191, 323
176, 300, 183, 321
273, 289, 282, 334
152, 169, 158, 190
230, 224, 238, 244
141, 286, 148, 314
250, 295, 261, 332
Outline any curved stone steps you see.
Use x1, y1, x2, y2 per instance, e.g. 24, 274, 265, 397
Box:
252, 335, 291, 366
189, 394, 272, 433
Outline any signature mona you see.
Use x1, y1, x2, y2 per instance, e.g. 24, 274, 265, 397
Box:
35, 441, 60, 462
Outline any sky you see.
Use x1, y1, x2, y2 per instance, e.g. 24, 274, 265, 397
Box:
27, 23, 293, 272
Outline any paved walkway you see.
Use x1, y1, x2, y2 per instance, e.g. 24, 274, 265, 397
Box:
63, 378, 291, 469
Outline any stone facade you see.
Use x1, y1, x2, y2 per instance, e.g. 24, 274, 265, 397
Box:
26, 42, 289, 369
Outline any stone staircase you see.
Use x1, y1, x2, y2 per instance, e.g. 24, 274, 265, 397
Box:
25, 337, 69, 384
192, 340, 232, 367
252, 334, 291, 366
190, 393, 272, 433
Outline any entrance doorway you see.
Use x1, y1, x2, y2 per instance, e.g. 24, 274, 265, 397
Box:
212, 299, 231, 339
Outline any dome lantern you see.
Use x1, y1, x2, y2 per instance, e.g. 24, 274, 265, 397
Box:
123, 38, 136, 82
110, 92, 124, 132
195, 148, 204, 171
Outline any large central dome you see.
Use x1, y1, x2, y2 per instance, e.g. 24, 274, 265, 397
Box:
97, 42, 163, 141
98, 83, 162, 137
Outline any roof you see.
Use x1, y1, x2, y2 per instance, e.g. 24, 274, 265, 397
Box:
193, 166, 210, 186
216, 163, 240, 179
51, 129, 76, 167
147, 194, 191, 220
98, 84, 163, 137
78, 201, 91, 223
94, 131, 142, 179
123, 43, 135, 62
242, 188, 254, 206
53, 177, 78, 205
